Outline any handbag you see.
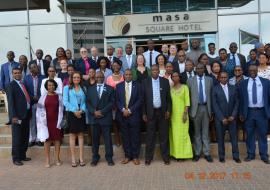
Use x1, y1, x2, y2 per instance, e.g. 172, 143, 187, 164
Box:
60, 88, 70, 130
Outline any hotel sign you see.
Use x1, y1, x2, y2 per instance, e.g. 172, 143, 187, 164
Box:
105, 10, 217, 37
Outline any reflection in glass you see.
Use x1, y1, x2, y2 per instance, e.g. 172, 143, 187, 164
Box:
133, 0, 158, 14
106, 0, 131, 15
261, 0, 270, 11
160, 0, 186, 12
261, 14, 270, 43
218, 0, 258, 14
189, 0, 215, 10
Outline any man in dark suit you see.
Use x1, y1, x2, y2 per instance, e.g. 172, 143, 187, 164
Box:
172, 49, 186, 74
90, 46, 99, 65
116, 69, 142, 165
180, 59, 196, 84
0, 51, 20, 125
24, 63, 45, 147
228, 42, 247, 70
29, 49, 50, 77
8, 67, 32, 166
106, 45, 121, 68
86, 71, 115, 166
239, 64, 270, 164
212, 71, 241, 163
142, 64, 172, 165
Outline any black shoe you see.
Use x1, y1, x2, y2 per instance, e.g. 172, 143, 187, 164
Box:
107, 161, 115, 166
244, 157, 254, 162
192, 155, 200, 162
36, 142, 44, 146
164, 159, 170, 165
90, 160, 98, 167
219, 158, 225, 163
28, 142, 35, 147
233, 158, 241, 163
13, 161, 23, 166
262, 159, 270, 164
22, 157, 31, 161
5, 121, 11, 125
205, 155, 213, 163
145, 160, 151, 166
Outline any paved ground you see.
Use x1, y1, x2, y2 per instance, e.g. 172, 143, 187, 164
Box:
0, 154, 269, 190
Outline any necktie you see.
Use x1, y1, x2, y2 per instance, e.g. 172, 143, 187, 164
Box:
98, 84, 102, 99
125, 83, 130, 108
199, 77, 204, 104
252, 79, 257, 104
232, 54, 236, 66
149, 51, 152, 67
188, 72, 192, 78
20, 81, 31, 103
127, 55, 131, 68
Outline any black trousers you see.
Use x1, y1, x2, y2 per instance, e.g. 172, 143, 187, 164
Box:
11, 112, 30, 162
120, 120, 141, 159
145, 109, 169, 161
92, 124, 113, 162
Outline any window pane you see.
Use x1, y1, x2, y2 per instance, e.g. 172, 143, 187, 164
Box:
68, 22, 104, 59
218, 0, 258, 14
106, 0, 131, 15
189, 0, 215, 11
261, 0, 270, 11
133, 0, 158, 14
218, 14, 259, 57
106, 38, 133, 56
0, 11, 27, 26
261, 14, 270, 43
160, 0, 186, 12
0, 26, 28, 64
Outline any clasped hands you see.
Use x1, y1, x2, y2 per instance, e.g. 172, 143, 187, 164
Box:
222, 116, 235, 126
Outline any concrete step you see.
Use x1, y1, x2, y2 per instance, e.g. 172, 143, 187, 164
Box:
0, 124, 10, 134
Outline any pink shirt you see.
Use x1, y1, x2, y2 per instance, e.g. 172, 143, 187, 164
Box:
83, 57, 90, 75
106, 75, 124, 89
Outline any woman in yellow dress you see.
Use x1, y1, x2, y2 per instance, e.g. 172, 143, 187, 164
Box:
169, 72, 193, 160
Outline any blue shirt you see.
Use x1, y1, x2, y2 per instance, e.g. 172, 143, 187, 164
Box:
152, 77, 161, 108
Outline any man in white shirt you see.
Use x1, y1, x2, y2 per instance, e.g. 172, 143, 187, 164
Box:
173, 49, 186, 74
90, 46, 99, 65
29, 49, 50, 77
143, 39, 160, 68
120, 44, 136, 71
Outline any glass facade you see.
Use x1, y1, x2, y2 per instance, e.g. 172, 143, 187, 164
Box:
0, 0, 270, 64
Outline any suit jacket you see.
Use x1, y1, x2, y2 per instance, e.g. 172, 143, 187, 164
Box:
142, 77, 172, 119
172, 60, 185, 74
75, 57, 97, 75
106, 56, 122, 69
180, 71, 196, 84
86, 84, 114, 125
227, 53, 247, 69
0, 61, 20, 90
187, 75, 213, 118
115, 81, 142, 123
29, 59, 50, 77
7, 80, 29, 120
238, 77, 270, 119
23, 74, 46, 104
89, 56, 99, 66
120, 54, 136, 71
212, 83, 239, 122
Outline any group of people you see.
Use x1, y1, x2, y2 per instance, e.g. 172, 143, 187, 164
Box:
1, 39, 270, 168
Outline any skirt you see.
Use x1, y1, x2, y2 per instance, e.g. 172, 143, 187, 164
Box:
67, 111, 86, 134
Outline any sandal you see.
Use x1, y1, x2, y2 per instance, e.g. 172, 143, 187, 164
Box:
45, 164, 50, 168
71, 162, 77, 167
79, 161, 86, 167
56, 161, 62, 166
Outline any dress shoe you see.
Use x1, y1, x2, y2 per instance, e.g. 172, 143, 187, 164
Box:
262, 159, 270, 164
13, 161, 23, 166
107, 161, 115, 166
219, 158, 225, 163
90, 160, 98, 167
28, 142, 35, 147
121, 158, 130, 164
244, 157, 254, 162
22, 157, 31, 161
145, 160, 151, 166
36, 142, 44, 147
192, 155, 200, 162
164, 159, 170, 165
205, 155, 213, 163
133, 159, 140, 165
233, 158, 241, 163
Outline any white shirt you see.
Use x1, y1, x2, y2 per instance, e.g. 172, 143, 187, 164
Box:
143, 50, 160, 68
247, 76, 263, 108
92, 56, 98, 62
96, 83, 104, 98
229, 53, 241, 66
178, 61, 185, 73
220, 83, 229, 102
126, 54, 133, 69
186, 71, 195, 79
40, 77, 63, 96
152, 77, 161, 108
197, 75, 206, 103
37, 59, 44, 75
207, 53, 218, 59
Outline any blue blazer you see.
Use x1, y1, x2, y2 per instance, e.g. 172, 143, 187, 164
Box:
212, 83, 239, 122
75, 57, 97, 75
115, 81, 142, 123
23, 74, 45, 103
63, 85, 87, 112
0, 61, 20, 90
239, 77, 270, 119
86, 84, 114, 125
